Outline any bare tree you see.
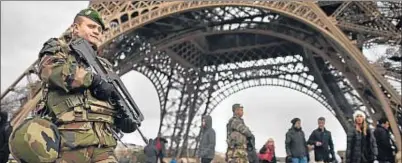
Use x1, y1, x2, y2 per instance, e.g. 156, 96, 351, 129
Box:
1, 86, 29, 116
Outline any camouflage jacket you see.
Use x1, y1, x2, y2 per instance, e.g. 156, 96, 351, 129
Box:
38, 31, 117, 150
226, 116, 252, 148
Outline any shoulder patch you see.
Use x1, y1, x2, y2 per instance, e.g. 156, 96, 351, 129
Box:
39, 38, 61, 58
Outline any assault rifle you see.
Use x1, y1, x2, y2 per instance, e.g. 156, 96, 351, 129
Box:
247, 135, 255, 151
70, 38, 147, 144
247, 135, 258, 163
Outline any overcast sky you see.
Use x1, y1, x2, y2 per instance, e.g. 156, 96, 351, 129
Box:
1, 1, 390, 157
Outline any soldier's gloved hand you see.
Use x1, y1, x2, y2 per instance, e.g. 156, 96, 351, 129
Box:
90, 74, 115, 101
116, 117, 137, 133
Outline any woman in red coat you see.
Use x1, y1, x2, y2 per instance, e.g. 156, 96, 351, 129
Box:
258, 138, 277, 163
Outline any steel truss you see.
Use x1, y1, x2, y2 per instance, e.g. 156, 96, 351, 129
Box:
2, 1, 401, 158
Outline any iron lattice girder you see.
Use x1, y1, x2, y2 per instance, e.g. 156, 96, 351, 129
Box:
302, 49, 354, 128
152, 54, 338, 157
128, 34, 349, 155
105, 12, 400, 157
86, 1, 402, 156
131, 42, 376, 158
190, 50, 369, 155
97, 1, 400, 107
96, 1, 333, 48
114, 19, 323, 72
94, 1, 400, 106
328, 1, 401, 45
113, 13, 394, 114
92, 1, 402, 49
108, 9, 287, 66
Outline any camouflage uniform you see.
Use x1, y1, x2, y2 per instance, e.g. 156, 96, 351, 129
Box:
226, 104, 253, 163
37, 9, 121, 163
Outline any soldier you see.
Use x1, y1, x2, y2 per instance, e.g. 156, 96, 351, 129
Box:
9, 8, 137, 163
226, 104, 254, 163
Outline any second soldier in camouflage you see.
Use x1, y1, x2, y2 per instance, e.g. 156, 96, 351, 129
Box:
226, 104, 254, 163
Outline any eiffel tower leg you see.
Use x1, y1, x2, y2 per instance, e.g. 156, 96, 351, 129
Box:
302, 48, 351, 129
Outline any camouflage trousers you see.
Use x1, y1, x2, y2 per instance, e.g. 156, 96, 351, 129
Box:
56, 146, 117, 163
226, 147, 248, 163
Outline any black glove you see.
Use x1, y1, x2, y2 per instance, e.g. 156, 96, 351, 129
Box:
90, 74, 116, 101
116, 117, 137, 133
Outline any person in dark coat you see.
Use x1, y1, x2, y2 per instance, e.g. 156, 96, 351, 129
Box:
144, 139, 158, 163
258, 138, 277, 163
307, 117, 335, 163
345, 111, 378, 163
198, 115, 216, 163
285, 118, 309, 163
0, 111, 12, 163
374, 118, 396, 163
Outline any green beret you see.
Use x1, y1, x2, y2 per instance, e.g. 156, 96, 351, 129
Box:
232, 103, 243, 112
76, 8, 106, 31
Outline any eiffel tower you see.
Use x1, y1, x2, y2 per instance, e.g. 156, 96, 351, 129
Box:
1, 1, 401, 158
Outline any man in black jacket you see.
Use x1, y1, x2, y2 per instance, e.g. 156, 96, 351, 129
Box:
307, 117, 335, 163
0, 111, 12, 163
374, 118, 396, 163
